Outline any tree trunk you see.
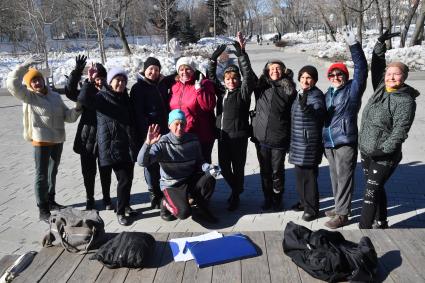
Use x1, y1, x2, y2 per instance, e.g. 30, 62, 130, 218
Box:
318, 6, 336, 41
400, 0, 420, 47
409, 0, 425, 46
385, 0, 393, 49
374, 0, 384, 35
339, 0, 349, 26
357, 0, 363, 44
118, 24, 132, 55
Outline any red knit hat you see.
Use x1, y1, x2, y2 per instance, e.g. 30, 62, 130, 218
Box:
327, 62, 349, 80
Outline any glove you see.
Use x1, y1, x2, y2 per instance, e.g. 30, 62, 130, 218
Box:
210, 44, 227, 61
22, 54, 44, 67
370, 149, 388, 157
75, 55, 87, 73
299, 93, 308, 109
378, 29, 401, 43
202, 163, 221, 179
232, 41, 245, 57
195, 71, 204, 90
342, 25, 357, 45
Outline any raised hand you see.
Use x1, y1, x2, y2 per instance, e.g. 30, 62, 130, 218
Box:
236, 31, 246, 50
195, 71, 204, 90
87, 63, 98, 82
378, 29, 400, 43
341, 25, 357, 45
211, 44, 227, 61
145, 124, 161, 145
22, 54, 44, 67
75, 55, 87, 73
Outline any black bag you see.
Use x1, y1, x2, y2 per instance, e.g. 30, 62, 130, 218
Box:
90, 232, 156, 269
283, 221, 377, 282
42, 207, 105, 253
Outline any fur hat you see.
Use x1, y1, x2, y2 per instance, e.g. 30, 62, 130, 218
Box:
387, 61, 409, 80
175, 57, 195, 72
168, 109, 186, 125
107, 67, 128, 85
144, 57, 161, 72
298, 65, 318, 82
23, 68, 44, 88
327, 62, 349, 80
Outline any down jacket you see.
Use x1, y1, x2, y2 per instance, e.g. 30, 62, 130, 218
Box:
208, 53, 256, 140
359, 41, 419, 158
169, 75, 216, 144
289, 86, 326, 166
322, 42, 368, 148
79, 85, 137, 167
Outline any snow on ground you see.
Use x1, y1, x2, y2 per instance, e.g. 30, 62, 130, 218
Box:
0, 30, 424, 88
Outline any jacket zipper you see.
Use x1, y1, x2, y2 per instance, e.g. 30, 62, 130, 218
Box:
178, 84, 186, 109
328, 90, 336, 147
220, 90, 228, 139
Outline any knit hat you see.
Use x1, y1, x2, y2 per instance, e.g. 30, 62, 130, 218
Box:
94, 63, 107, 78
144, 57, 161, 72
23, 68, 44, 88
168, 109, 186, 125
223, 64, 241, 78
107, 67, 128, 85
327, 62, 349, 80
298, 65, 318, 82
387, 61, 409, 80
175, 57, 195, 72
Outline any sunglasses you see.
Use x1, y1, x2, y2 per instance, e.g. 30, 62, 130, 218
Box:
328, 72, 344, 78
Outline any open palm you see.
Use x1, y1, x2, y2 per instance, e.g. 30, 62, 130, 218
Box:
146, 124, 161, 145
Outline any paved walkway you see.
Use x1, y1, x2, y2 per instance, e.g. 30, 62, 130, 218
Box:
0, 43, 424, 257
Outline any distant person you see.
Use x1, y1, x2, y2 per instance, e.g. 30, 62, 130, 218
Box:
289, 65, 326, 221
138, 110, 218, 223
169, 57, 216, 163
322, 26, 368, 229
65, 57, 114, 211
256, 34, 260, 45
358, 31, 419, 229
252, 59, 297, 211
6, 55, 81, 222
79, 67, 137, 226
208, 32, 256, 211
130, 57, 175, 209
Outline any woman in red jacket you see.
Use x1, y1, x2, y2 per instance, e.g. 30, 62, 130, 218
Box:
169, 57, 216, 163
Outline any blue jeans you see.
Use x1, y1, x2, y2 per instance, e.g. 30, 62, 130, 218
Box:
33, 143, 63, 207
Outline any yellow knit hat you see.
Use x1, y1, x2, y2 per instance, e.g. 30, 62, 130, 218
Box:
23, 68, 44, 88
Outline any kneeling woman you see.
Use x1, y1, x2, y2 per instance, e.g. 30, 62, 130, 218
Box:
358, 31, 420, 229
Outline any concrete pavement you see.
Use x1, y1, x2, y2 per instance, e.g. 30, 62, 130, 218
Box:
0, 42, 424, 257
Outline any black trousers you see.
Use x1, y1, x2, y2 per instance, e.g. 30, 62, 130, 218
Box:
256, 144, 286, 201
144, 162, 163, 197
359, 153, 400, 228
200, 141, 214, 164
162, 173, 215, 219
102, 162, 134, 215
295, 165, 319, 215
218, 137, 248, 195
80, 153, 112, 203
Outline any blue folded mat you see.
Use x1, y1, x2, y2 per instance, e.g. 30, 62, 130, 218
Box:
185, 233, 258, 268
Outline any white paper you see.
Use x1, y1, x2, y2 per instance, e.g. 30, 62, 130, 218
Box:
169, 231, 223, 262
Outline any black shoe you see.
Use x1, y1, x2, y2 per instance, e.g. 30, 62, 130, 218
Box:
48, 200, 66, 211
117, 214, 130, 226
261, 198, 272, 211
86, 199, 95, 210
302, 212, 317, 222
291, 202, 304, 212
272, 194, 282, 212
372, 220, 389, 229
160, 201, 176, 221
39, 208, 51, 223
198, 209, 218, 223
227, 195, 240, 211
150, 195, 162, 209
104, 200, 114, 211
125, 206, 138, 217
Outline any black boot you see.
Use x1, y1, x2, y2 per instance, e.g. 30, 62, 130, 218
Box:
227, 194, 240, 211
39, 206, 51, 223
272, 193, 282, 212
261, 196, 272, 211
86, 198, 95, 210
160, 200, 176, 221
149, 191, 162, 209
103, 199, 115, 211
48, 200, 66, 210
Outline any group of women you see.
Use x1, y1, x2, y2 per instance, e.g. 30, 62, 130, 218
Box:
7, 28, 419, 228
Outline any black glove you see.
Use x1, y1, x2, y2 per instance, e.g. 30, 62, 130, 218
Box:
370, 148, 388, 157
232, 41, 245, 57
75, 55, 87, 73
210, 44, 227, 61
299, 93, 308, 108
378, 30, 400, 43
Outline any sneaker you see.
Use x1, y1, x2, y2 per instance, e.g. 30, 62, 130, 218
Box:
117, 214, 130, 226
291, 202, 304, 212
372, 220, 389, 229
39, 208, 51, 223
125, 206, 138, 216
325, 215, 349, 229
48, 200, 66, 211
227, 195, 240, 211
325, 209, 336, 218
160, 201, 176, 221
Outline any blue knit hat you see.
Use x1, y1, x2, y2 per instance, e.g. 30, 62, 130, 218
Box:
168, 109, 186, 125
107, 67, 128, 85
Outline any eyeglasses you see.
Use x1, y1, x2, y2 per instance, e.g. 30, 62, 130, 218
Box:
328, 72, 344, 78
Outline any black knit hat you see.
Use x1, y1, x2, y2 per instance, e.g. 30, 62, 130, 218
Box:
223, 64, 241, 78
94, 63, 107, 78
143, 57, 161, 72
298, 65, 318, 82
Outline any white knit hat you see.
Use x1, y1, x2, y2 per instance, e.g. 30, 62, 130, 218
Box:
107, 67, 128, 85
175, 57, 195, 72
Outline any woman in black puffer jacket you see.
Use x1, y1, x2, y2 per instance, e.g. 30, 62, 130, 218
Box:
358, 31, 420, 229
252, 59, 297, 211
288, 66, 326, 221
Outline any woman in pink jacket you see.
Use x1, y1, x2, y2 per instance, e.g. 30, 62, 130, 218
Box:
169, 57, 216, 163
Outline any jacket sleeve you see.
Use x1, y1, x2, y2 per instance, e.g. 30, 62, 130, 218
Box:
301, 91, 326, 121
348, 42, 368, 101
63, 101, 82, 123
6, 64, 32, 102
207, 59, 225, 97
137, 142, 162, 167
371, 41, 387, 91
239, 53, 257, 103
381, 97, 416, 154
64, 69, 83, 102
78, 81, 98, 110
196, 79, 216, 112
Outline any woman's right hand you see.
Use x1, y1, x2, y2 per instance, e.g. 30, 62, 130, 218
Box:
145, 124, 161, 145
87, 63, 98, 82
378, 30, 400, 43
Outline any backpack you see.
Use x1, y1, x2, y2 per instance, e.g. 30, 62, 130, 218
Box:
42, 207, 105, 253
90, 232, 156, 269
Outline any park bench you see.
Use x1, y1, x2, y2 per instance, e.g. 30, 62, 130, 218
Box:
1, 229, 424, 282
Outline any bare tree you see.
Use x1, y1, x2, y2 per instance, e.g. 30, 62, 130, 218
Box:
399, 0, 420, 47
103, 0, 133, 55
410, 1, 425, 45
